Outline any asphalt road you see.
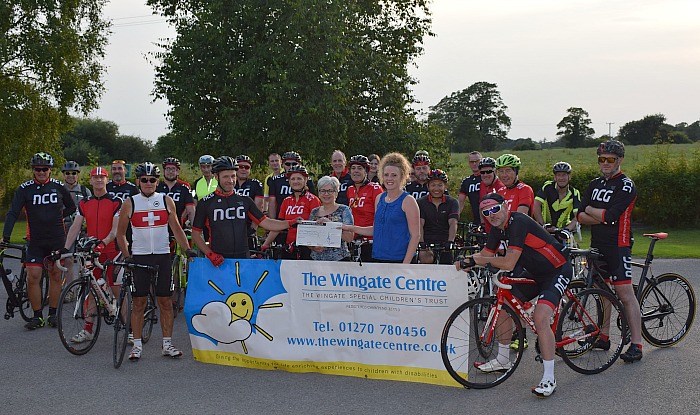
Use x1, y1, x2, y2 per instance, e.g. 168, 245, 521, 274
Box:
1, 257, 698, 414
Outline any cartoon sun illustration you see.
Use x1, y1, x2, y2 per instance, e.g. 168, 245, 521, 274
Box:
193, 261, 283, 354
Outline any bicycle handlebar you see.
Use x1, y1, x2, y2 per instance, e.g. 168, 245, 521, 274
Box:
103, 260, 159, 273
54, 251, 104, 272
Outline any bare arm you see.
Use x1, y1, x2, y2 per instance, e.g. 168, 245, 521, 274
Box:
63, 216, 85, 250
192, 229, 210, 256
448, 218, 458, 243
166, 197, 190, 249
533, 199, 545, 226
402, 196, 421, 264
116, 198, 132, 256
457, 193, 467, 215
102, 215, 119, 246
268, 196, 277, 219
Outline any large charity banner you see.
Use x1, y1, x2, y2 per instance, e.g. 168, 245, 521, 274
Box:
184, 258, 467, 387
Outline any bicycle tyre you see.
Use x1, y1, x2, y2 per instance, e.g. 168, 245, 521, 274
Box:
441, 297, 525, 389
113, 289, 132, 369
41, 268, 49, 307
57, 279, 101, 356
18, 268, 34, 322
640, 273, 696, 347
142, 293, 156, 344
557, 288, 626, 375
172, 255, 185, 318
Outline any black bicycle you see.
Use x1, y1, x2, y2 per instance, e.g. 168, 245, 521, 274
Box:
1, 242, 49, 322
568, 232, 695, 348
104, 259, 159, 368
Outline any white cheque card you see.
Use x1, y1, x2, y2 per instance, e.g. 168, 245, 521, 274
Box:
296, 221, 343, 248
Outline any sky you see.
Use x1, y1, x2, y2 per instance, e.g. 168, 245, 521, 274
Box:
92, 0, 700, 143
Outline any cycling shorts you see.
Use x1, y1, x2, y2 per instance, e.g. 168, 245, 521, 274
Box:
594, 245, 633, 286
25, 238, 65, 268
510, 261, 572, 310
132, 254, 172, 297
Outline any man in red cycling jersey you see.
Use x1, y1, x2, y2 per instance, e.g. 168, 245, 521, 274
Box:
495, 153, 534, 215
58, 166, 122, 342
456, 192, 571, 398
346, 155, 384, 262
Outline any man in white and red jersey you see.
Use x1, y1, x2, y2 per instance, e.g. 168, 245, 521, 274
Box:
263, 165, 320, 260
346, 155, 383, 262
58, 166, 122, 343
495, 153, 534, 215
157, 157, 195, 228
192, 156, 294, 261
330, 149, 352, 205
106, 159, 138, 201
578, 140, 642, 363
117, 162, 193, 361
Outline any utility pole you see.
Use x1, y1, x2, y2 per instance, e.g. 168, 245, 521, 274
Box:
606, 122, 615, 139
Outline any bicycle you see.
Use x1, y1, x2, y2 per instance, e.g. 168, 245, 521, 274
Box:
54, 242, 119, 355
349, 238, 372, 263
456, 222, 488, 250
103, 258, 159, 368
1, 242, 49, 322
568, 232, 696, 348
440, 264, 627, 389
171, 229, 192, 318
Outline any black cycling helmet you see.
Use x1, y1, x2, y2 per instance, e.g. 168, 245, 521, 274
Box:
285, 164, 309, 178
62, 161, 80, 172
30, 152, 54, 167
412, 153, 431, 166
552, 161, 572, 174
282, 151, 301, 162
478, 157, 496, 169
134, 162, 160, 177
348, 154, 370, 171
212, 156, 238, 173
198, 154, 214, 165
162, 157, 181, 168
236, 154, 253, 165
427, 169, 448, 183
597, 140, 625, 157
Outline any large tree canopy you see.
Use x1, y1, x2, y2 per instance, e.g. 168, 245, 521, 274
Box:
427, 81, 511, 152
0, 0, 109, 200
147, 0, 435, 164
556, 107, 595, 148
618, 114, 674, 145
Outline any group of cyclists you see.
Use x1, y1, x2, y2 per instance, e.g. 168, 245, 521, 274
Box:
1, 140, 642, 397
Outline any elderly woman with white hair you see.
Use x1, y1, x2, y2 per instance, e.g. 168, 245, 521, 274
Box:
309, 176, 355, 261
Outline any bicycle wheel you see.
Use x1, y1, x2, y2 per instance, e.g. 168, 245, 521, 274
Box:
171, 255, 183, 318
441, 297, 525, 389
640, 273, 696, 347
18, 268, 34, 322
113, 289, 132, 369
142, 293, 156, 344
41, 268, 49, 307
557, 288, 626, 374
57, 279, 101, 356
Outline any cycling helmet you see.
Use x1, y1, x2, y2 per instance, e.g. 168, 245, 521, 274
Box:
162, 157, 181, 168
236, 155, 253, 165
348, 154, 370, 170
62, 161, 80, 172
282, 151, 301, 162
427, 169, 448, 183
412, 153, 431, 166
414, 150, 430, 158
134, 162, 160, 178
198, 154, 214, 165
285, 164, 309, 178
478, 157, 496, 169
552, 161, 572, 174
211, 156, 238, 173
30, 152, 54, 167
597, 140, 625, 157
495, 153, 521, 169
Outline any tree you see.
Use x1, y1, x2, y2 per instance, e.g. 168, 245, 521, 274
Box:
427, 81, 511, 151
147, 0, 433, 164
556, 107, 595, 148
617, 114, 672, 145
61, 118, 119, 164
1, 1, 109, 201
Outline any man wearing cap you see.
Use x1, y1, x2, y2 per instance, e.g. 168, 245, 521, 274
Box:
61, 161, 92, 287
56, 167, 122, 343
455, 192, 571, 398
106, 159, 138, 201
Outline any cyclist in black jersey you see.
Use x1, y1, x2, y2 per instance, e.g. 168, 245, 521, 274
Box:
329, 150, 352, 205
578, 140, 642, 363
417, 169, 459, 264
405, 152, 431, 200
267, 151, 316, 219
458, 151, 482, 222
192, 156, 296, 262
533, 161, 580, 232
2, 153, 76, 330
157, 157, 195, 228
234, 155, 264, 247
456, 193, 571, 397
106, 159, 138, 201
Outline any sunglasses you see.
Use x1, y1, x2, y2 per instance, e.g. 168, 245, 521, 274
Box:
481, 204, 503, 217
598, 156, 618, 164
112, 159, 126, 165
63, 171, 78, 175
33, 167, 49, 172
480, 170, 494, 175
284, 162, 298, 167
139, 177, 158, 184
319, 189, 336, 194
238, 165, 251, 170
